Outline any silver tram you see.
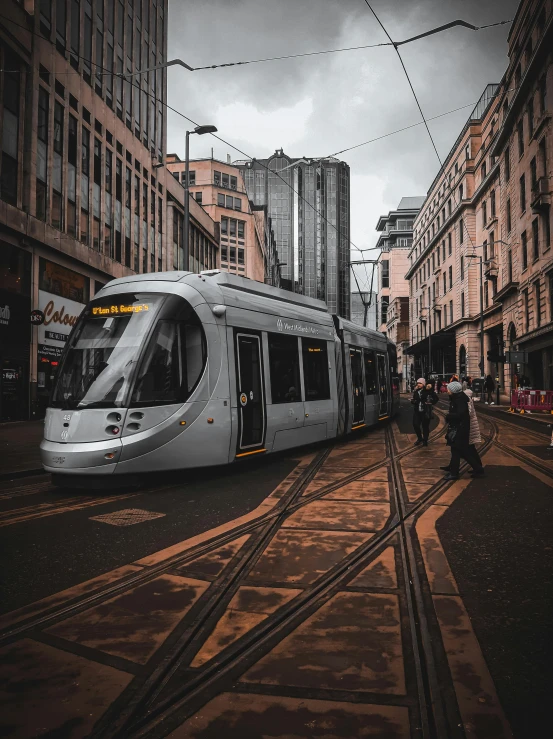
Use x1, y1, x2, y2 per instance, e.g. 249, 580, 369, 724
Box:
41, 271, 399, 479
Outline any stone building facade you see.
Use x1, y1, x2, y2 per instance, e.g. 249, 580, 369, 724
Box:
376, 197, 424, 389
166, 155, 279, 285
0, 0, 217, 420
406, 0, 552, 394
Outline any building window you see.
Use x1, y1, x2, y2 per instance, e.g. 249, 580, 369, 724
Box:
214, 170, 221, 185
507, 198, 512, 233
237, 248, 244, 265
442, 240, 446, 261
221, 216, 228, 235
484, 281, 489, 307
449, 265, 453, 290
535, 280, 541, 327
381, 260, 389, 288
461, 291, 465, 317
523, 288, 529, 332
460, 255, 464, 281
380, 296, 389, 325
52, 100, 64, 230
504, 146, 510, 180
530, 156, 538, 189
481, 160, 487, 180
482, 200, 487, 227
268, 334, 301, 403
225, 195, 234, 209
448, 233, 452, 255
234, 198, 242, 211
217, 193, 225, 207
532, 218, 539, 261
443, 272, 447, 294
70, 0, 80, 70
527, 98, 534, 137
539, 75, 547, 116
490, 189, 496, 218
36, 87, 49, 221
519, 174, 526, 214
188, 170, 195, 185
237, 221, 245, 239
550, 275, 553, 322
195, 192, 202, 204
507, 249, 513, 282
521, 230, 528, 271
517, 120, 524, 156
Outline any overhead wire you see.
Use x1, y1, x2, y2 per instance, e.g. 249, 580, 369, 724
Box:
0, 9, 513, 292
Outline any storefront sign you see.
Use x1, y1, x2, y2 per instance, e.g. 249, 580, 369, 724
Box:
38, 291, 85, 360
30, 309, 45, 325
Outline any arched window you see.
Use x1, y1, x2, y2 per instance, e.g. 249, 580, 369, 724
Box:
459, 345, 467, 378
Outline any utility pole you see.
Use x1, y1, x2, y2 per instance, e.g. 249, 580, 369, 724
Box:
350, 260, 378, 328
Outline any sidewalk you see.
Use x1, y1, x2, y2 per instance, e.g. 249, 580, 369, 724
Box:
0, 420, 44, 478
474, 399, 552, 435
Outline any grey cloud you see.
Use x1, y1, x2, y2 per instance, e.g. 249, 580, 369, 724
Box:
167, 0, 520, 277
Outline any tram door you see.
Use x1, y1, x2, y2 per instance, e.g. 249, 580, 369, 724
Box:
350, 348, 365, 426
377, 353, 389, 417
235, 334, 265, 451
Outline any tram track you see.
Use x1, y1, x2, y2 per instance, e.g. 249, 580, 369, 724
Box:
0, 415, 446, 642
86, 410, 500, 739
2, 407, 496, 739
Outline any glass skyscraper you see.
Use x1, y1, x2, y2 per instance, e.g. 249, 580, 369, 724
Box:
237, 149, 351, 318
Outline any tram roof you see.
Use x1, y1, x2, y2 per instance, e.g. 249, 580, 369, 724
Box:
334, 315, 389, 345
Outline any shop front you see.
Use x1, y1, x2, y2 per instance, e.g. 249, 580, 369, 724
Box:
516, 325, 553, 390
36, 259, 88, 416
405, 330, 456, 387
0, 244, 32, 421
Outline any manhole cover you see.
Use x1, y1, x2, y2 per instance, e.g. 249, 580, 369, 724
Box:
90, 508, 166, 526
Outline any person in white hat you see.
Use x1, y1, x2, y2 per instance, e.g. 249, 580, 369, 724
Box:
441, 381, 485, 480
410, 377, 438, 447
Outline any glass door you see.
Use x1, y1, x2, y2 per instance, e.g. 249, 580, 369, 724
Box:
236, 333, 265, 451
350, 347, 365, 426
377, 353, 389, 417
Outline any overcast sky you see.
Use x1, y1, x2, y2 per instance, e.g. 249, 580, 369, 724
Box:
167, 0, 520, 290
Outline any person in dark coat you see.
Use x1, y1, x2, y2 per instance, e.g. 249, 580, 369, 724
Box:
441, 381, 485, 480
411, 377, 438, 447
485, 374, 495, 404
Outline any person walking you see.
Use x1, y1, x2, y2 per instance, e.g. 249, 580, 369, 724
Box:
411, 378, 438, 447
485, 374, 495, 404
441, 381, 485, 480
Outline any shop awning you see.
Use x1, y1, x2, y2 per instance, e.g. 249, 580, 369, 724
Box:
406, 330, 456, 356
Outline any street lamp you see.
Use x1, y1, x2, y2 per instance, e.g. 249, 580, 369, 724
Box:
183, 124, 218, 271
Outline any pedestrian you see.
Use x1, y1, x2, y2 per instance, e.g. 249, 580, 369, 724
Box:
547, 425, 553, 450
450, 373, 459, 383
411, 377, 438, 447
484, 374, 495, 404
441, 381, 485, 480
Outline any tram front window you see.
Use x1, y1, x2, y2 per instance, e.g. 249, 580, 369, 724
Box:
51, 294, 164, 409
131, 321, 204, 405
51, 293, 207, 410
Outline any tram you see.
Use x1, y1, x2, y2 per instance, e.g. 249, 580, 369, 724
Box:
41, 271, 399, 478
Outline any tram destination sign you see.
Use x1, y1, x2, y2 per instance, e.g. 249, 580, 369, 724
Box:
276, 318, 327, 336
92, 302, 152, 317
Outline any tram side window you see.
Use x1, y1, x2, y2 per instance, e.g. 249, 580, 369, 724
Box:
268, 334, 301, 403
364, 350, 377, 394
131, 321, 205, 405
302, 338, 330, 401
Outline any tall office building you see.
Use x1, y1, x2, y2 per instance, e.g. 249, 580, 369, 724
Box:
237, 149, 351, 318
0, 1, 218, 421
350, 291, 378, 330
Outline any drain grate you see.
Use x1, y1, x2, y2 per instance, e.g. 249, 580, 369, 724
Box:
90, 508, 166, 526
